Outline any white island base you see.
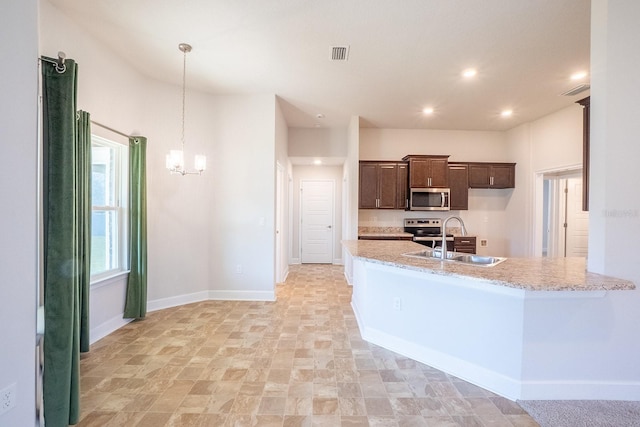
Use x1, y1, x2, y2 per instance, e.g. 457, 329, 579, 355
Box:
350, 257, 640, 401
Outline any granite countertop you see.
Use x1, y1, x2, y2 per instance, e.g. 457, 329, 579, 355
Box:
343, 240, 635, 292
358, 231, 414, 238
357, 226, 413, 239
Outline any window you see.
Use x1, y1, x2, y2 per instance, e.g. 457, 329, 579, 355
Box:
91, 135, 129, 282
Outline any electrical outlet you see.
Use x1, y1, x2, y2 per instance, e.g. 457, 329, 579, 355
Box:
0, 383, 16, 415
236, 264, 242, 274
480, 239, 488, 247
393, 297, 402, 311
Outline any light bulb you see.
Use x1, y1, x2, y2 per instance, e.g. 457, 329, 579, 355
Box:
195, 155, 207, 172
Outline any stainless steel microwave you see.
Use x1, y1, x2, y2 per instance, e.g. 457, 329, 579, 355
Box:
409, 188, 450, 211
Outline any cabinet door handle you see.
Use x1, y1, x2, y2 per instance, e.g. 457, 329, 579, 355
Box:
490, 176, 494, 186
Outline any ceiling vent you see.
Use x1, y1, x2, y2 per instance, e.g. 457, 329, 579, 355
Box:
331, 46, 350, 61
560, 84, 590, 96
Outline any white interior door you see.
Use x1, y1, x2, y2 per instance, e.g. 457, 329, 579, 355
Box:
301, 180, 334, 263
541, 170, 588, 258
546, 179, 564, 257
565, 177, 589, 257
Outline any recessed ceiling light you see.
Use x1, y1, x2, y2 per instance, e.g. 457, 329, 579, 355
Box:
316, 113, 325, 119
422, 107, 434, 115
501, 110, 513, 118
313, 159, 322, 165
570, 71, 588, 80
462, 68, 477, 78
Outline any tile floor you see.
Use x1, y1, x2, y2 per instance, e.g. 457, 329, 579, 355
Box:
77, 264, 539, 426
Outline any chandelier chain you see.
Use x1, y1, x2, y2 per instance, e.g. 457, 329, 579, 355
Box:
167, 42, 205, 176
181, 46, 187, 152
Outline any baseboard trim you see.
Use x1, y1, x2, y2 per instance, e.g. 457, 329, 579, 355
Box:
92, 289, 277, 344
147, 289, 277, 313
147, 291, 211, 313
352, 303, 640, 401
90, 315, 133, 345
344, 271, 353, 286
518, 380, 640, 401
358, 320, 521, 401
280, 268, 289, 284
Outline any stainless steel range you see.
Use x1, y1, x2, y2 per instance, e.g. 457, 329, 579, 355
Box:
404, 218, 454, 248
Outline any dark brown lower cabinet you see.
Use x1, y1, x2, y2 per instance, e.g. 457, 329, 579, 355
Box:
454, 236, 476, 254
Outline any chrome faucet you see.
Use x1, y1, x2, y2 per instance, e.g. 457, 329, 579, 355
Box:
441, 216, 467, 260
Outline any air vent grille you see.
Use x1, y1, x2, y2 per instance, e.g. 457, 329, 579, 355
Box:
560, 84, 590, 96
331, 46, 350, 61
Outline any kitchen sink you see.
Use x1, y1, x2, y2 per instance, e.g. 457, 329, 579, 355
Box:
402, 249, 507, 267
453, 254, 506, 266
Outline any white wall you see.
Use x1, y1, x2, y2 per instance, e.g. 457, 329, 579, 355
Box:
147, 90, 278, 304
0, 1, 38, 424
39, 0, 279, 341
345, 116, 360, 240
289, 127, 347, 159
275, 99, 290, 282
505, 104, 584, 256
144, 82, 219, 304
589, 0, 640, 282
520, 1, 640, 397
205, 95, 277, 300
290, 165, 344, 264
359, 128, 507, 162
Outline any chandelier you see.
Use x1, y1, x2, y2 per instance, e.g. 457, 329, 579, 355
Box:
166, 43, 206, 175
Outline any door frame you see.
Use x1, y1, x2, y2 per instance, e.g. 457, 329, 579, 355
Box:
275, 162, 285, 283
299, 179, 335, 264
533, 164, 582, 256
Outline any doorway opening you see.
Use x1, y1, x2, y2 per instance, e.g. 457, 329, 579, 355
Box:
535, 167, 589, 257
300, 180, 335, 264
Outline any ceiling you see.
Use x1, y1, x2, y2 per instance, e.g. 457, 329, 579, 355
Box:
46, 0, 591, 131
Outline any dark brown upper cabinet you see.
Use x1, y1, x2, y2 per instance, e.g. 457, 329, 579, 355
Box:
359, 161, 408, 209
402, 155, 449, 188
396, 162, 409, 209
448, 163, 469, 210
468, 162, 516, 189
577, 96, 590, 211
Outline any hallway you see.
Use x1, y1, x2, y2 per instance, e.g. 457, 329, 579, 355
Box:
76, 264, 536, 426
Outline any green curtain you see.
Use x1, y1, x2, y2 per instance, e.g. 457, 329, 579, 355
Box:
42, 58, 89, 426
77, 111, 92, 353
123, 136, 148, 319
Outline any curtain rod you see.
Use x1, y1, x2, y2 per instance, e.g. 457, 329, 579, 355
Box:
91, 120, 134, 139
40, 51, 67, 73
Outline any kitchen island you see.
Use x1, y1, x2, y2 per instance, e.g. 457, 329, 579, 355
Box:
343, 240, 639, 401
